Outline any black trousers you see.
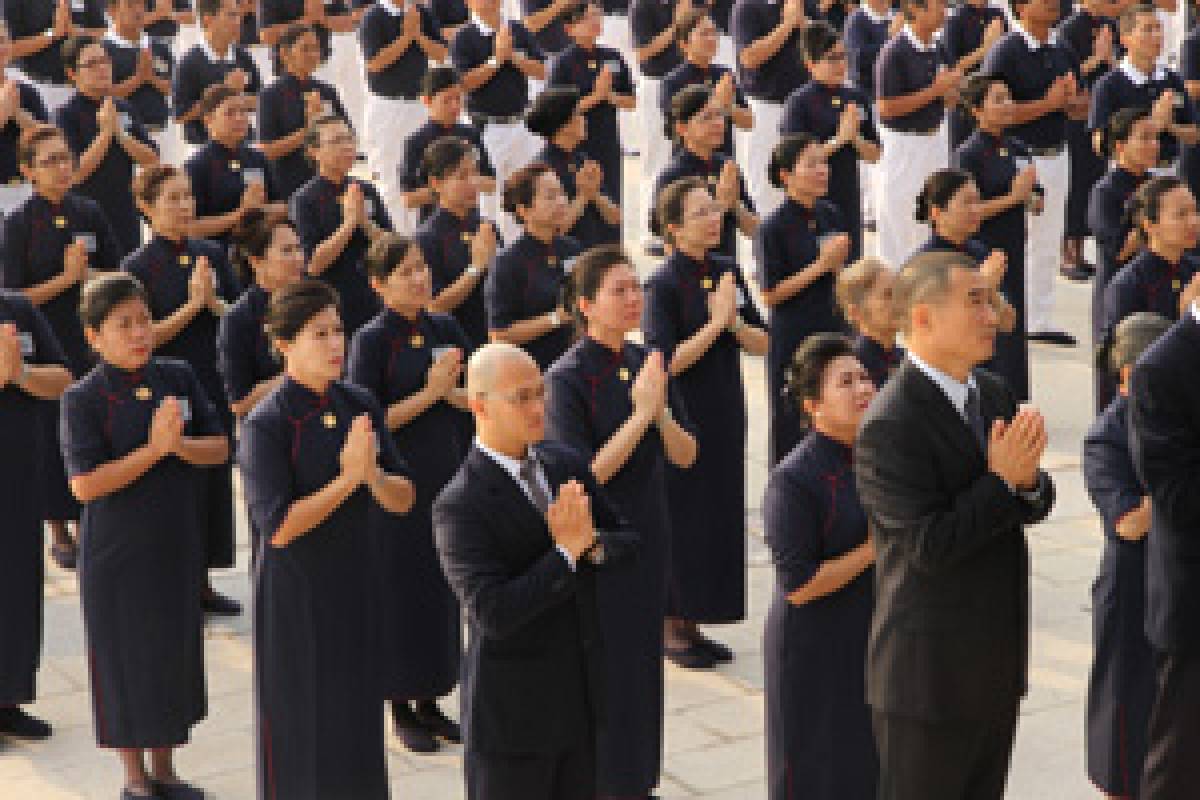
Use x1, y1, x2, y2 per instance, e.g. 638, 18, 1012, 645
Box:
466, 744, 595, 800
1141, 649, 1200, 797
872, 708, 1018, 800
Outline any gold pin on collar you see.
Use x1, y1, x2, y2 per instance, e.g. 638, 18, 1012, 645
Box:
617, 367, 630, 381
410, 334, 424, 348
701, 277, 714, 290
230, 160, 241, 171
179, 254, 191, 266
54, 216, 66, 228
322, 411, 337, 428
134, 386, 152, 400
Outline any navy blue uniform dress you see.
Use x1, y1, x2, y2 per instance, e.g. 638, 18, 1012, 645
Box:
240, 378, 404, 800
939, 2, 1006, 150
4, 0, 106, 84
1058, 9, 1116, 241
763, 431, 877, 800
55, 93, 157, 257
659, 61, 744, 158
852, 333, 901, 389
347, 309, 469, 702
756, 197, 847, 466
522, 0, 571, 55
415, 206, 496, 350
952, 130, 1037, 401
258, 74, 350, 201
290, 175, 393, 333
1083, 393, 1155, 800
61, 357, 220, 747
545, 337, 691, 795
260, 0, 349, 68
843, 6, 891, 98
186, 141, 280, 254
123, 236, 240, 568
630, 0, 682, 80
398, 120, 496, 225
172, 41, 262, 146
484, 232, 581, 370
547, 43, 634, 209
780, 81, 878, 262
538, 142, 619, 249
1, 191, 122, 521
431, 0, 469, 33
0, 80, 46, 185
1087, 165, 1143, 410
731, 0, 808, 104
1100, 249, 1198, 356
652, 149, 753, 264
0, 292, 65, 709
643, 250, 765, 621
450, 20, 543, 120
103, 33, 174, 133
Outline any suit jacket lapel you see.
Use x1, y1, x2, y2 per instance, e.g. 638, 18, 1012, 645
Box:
900, 361, 988, 463
468, 445, 551, 541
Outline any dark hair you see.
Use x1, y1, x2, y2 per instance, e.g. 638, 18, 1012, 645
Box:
653, 175, 709, 242
502, 162, 555, 215
421, 65, 461, 98
364, 232, 420, 281
17, 124, 67, 167
915, 168, 974, 223
959, 73, 1006, 114
784, 333, 856, 423
79, 272, 149, 330
1126, 175, 1189, 231
1108, 311, 1172, 374
1119, 3, 1159, 33
800, 21, 840, 63
195, 0, 225, 19
901, 0, 932, 19
277, 22, 317, 53
666, 83, 712, 141
263, 279, 341, 343
304, 113, 350, 155
132, 164, 185, 207
673, 6, 710, 42
768, 133, 820, 190
1098, 105, 1153, 159
61, 35, 101, 72
421, 136, 475, 185
893, 250, 977, 333
231, 209, 297, 283
563, 244, 631, 330
525, 86, 581, 139
561, 0, 599, 26
1007, 0, 1030, 14
198, 83, 240, 117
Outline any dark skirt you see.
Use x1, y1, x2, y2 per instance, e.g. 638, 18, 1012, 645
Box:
39, 400, 80, 521
976, 220, 1030, 402
1067, 120, 1106, 239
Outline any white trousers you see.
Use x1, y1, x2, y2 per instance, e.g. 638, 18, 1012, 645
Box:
637, 74, 672, 241
365, 94, 427, 233
150, 123, 187, 168
715, 34, 735, 70
482, 120, 543, 241
1027, 148, 1069, 334
737, 96, 785, 217
602, 14, 639, 152
874, 123, 948, 268
315, 32, 367, 136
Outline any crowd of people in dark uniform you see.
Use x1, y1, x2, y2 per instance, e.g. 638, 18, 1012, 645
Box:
2, 0, 1200, 798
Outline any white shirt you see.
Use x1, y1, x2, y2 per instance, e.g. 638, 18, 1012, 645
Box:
103, 30, 149, 52
861, 3, 893, 25
200, 34, 233, 66
902, 24, 937, 53
471, 13, 499, 36
1118, 57, 1167, 86
906, 350, 977, 421
475, 438, 577, 569
1010, 18, 1050, 51
378, 0, 406, 15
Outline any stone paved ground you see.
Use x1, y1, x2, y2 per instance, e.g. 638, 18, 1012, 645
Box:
0, 161, 1106, 798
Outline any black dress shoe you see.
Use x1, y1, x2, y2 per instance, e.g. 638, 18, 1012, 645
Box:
693, 633, 734, 664
151, 779, 206, 799
1027, 330, 1078, 347
0, 707, 52, 740
201, 590, 242, 617
1059, 264, 1092, 282
413, 700, 462, 743
664, 642, 716, 670
392, 702, 439, 753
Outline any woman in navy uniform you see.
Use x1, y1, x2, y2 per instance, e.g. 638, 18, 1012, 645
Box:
61, 273, 228, 800
835, 256, 901, 388
655, 83, 757, 265
290, 114, 393, 334
547, 0, 635, 224
414, 135, 500, 352
1089, 106, 1158, 411
644, 175, 767, 667
56, 35, 160, 258
763, 332, 878, 800
258, 23, 351, 202
486, 162, 581, 370
105, 0, 176, 162
186, 85, 284, 253
953, 74, 1042, 402
0, 291, 71, 743
938, 0, 1005, 151
239, 279, 414, 800
782, 22, 879, 264
756, 134, 851, 467
2, 124, 122, 569
5, 0, 107, 114
1099, 176, 1200, 366
122, 164, 242, 616
0, 20, 49, 189
1084, 311, 1172, 800
347, 234, 470, 754
546, 245, 697, 798
526, 87, 621, 249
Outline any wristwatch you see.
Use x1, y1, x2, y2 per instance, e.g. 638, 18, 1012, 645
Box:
465, 265, 482, 278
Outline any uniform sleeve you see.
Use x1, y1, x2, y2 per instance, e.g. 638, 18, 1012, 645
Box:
257, 85, 289, 143
755, 217, 788, 291
346, 328, 389, 405
325, 84, 353, 131
450, 28, 484, 73
613, 52, 634, 96
417, 230, 450, 292
0, 212, 29, 289
630, 0, 659, 50
399, 133, 423, 191
731, 1, 766, 51
210, 244, 241, 301
1183, 34, 1200, 81
361, 390, 408, 476
1083, 416, 1145, 538
90, 204, 124, 272
514, 23, 544, 62
779, 92, 805, 134
359, 10, 388, 58
875, 44, 908, 101
641, 273, 682, 359
183, 363, 226, 438
473, 128, 496, 177
289, 190, 322, 257
122, 102, 158, 151
544, 368, 597, 459
844, 15, 882, 86
216, 311, 253, 405
763, 468, 824, 592
422, 7, 446, 44
1087, 76, 1115, 132
20, 83, 48, 123
363, 181, 393, 231
731, 263, 765, 328
185, 156, 210, 218
171, 52, 202, 122
22, 296, 67, 367
54, 106, 87, 155
238, 414, 297, 541
60, 386, 109, 478
484, 253, 526, 330
1099, 272, 1138, 352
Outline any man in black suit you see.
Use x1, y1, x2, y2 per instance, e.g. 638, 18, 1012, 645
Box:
854, 250, 1056, 800
1129, 303, 1200, 796
432, 342, 637, 800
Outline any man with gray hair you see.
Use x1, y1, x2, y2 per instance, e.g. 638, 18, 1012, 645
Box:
854, 250, 1056, 799
432, 342, 637, 799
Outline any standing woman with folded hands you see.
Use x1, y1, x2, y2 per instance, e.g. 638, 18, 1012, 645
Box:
240, 279, 414, 800
60, 273, 229, 799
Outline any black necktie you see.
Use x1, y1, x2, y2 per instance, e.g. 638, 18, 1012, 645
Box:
965, 385, 987, 449
519, 455, 550, 515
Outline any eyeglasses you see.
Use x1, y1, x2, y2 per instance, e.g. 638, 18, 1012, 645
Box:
821, 50, 848, 63
77, 56, 111, 70
479, 384, 546, 406
320, 133, 357, 147
34, 152, 73, 168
